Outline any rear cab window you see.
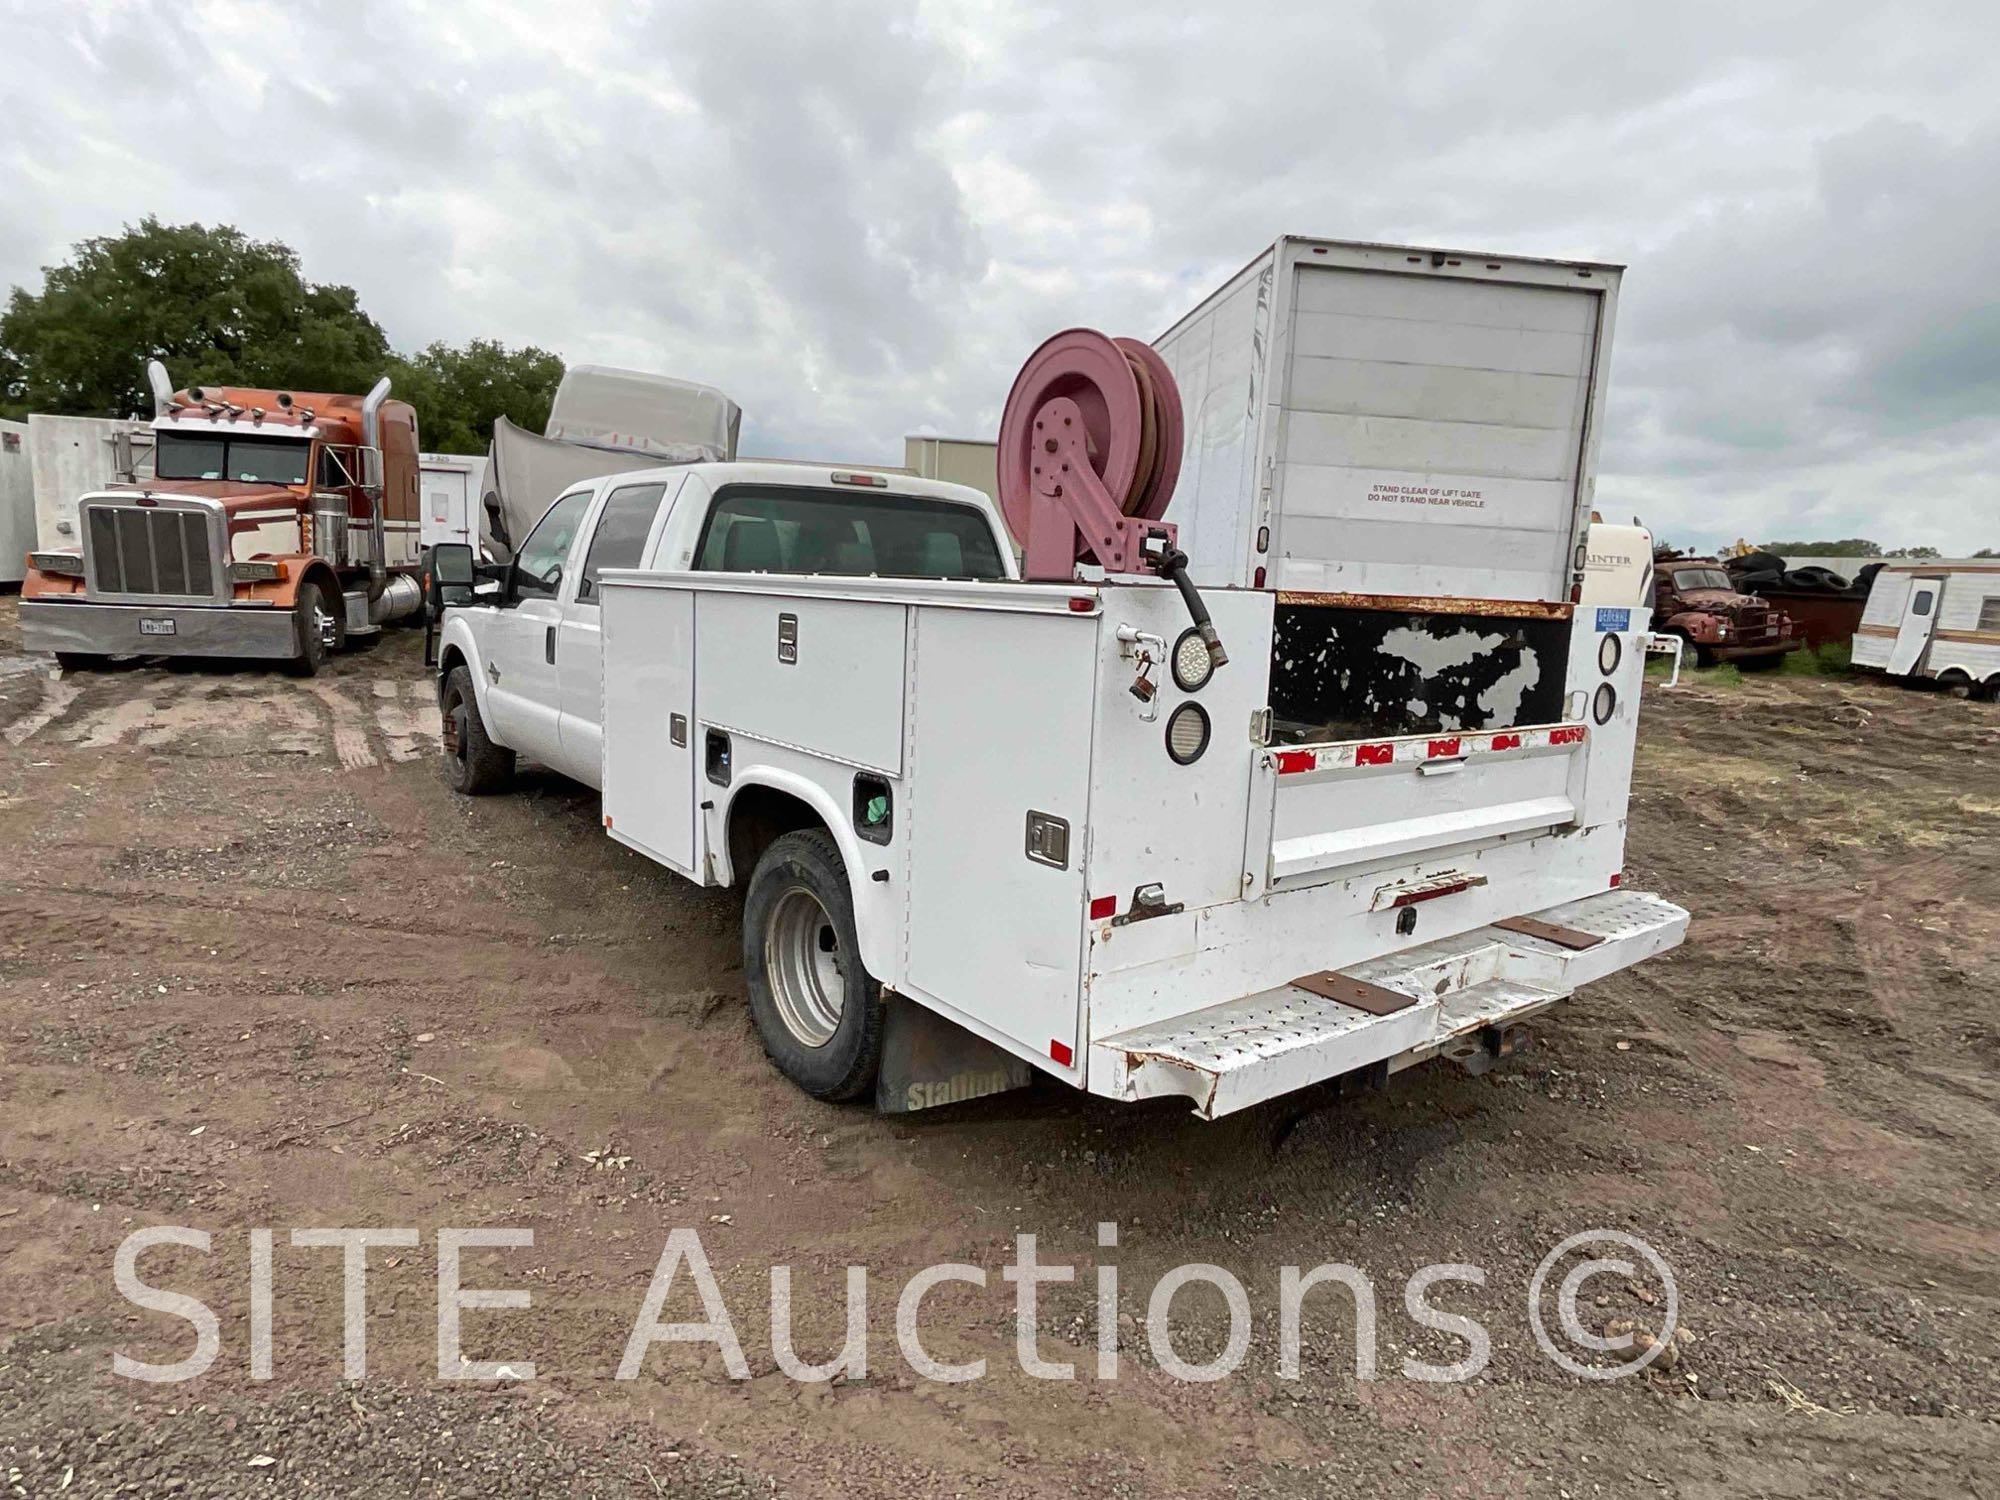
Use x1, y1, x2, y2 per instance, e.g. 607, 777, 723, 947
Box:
577, 481, 670, 603
694, 485, 1004, 580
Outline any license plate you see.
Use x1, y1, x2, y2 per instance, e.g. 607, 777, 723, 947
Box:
138, 617, 177, 637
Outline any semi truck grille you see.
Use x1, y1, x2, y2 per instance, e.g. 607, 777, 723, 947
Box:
86, 507, 216, 599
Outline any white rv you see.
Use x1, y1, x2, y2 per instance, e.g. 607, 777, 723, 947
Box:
1852, 562, 2000, 696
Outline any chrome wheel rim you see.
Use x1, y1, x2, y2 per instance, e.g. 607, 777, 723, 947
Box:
764, 886, 845, 1048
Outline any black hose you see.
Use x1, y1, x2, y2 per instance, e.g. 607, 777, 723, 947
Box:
1158, 547, 1228, 669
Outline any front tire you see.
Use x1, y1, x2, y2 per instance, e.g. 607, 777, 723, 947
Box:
285, 581, 334, 677
441, 665, 514, 794
743, 829, 884, 1102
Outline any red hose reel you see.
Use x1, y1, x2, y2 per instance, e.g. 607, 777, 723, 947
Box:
997, 327, 1227, 672
997, 329, 1186, 580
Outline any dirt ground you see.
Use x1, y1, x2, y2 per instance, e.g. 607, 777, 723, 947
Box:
0, 593, 1995, 1499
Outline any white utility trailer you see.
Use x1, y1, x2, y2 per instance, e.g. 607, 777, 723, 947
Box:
1851, 561, 2000, 696
0, 420, 31, 586
434, 236, 1686, 1118
418, 452, 488, 552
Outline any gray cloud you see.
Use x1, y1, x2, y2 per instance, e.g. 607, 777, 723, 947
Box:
4, 0, 1998, 550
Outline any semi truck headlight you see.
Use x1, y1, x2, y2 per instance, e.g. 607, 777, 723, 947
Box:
1172, 627, 1214, 692
29, 552, 83, 577
1598, 633, 1621, 674
228, 560, 282, 582
1592, 683, 1617, 724
1166, 703, 1210, 764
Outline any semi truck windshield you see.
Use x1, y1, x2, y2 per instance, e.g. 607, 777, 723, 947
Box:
155, 434, 311, 485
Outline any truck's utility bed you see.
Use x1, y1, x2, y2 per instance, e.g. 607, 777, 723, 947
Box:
1090, 890, 1685, 1118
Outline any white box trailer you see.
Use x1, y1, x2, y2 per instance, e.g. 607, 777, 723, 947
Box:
28, 414, 154, 552
1852, 562, 2000, 695
0, 420, 32, 585
418, 452, 488, 552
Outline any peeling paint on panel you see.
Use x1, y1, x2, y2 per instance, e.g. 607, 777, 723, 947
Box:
1270, 603, 1568, 742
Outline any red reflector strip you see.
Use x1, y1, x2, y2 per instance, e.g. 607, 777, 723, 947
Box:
1253, 565, 1267, 588
1068, 596, 1094, 613
603, 815, 613, 829
830, 470, 889, 488
1089, 895, 1116, 920
1490, 733, 1522, 751
1356, 742, 1393, 766
1049, 1039, 1074, 1067
1274, 749, 1318, 774
1609, 872, 1622, 887
1550, 726, 1587, 746
1427, 736, 1461, 758
1392, 879, 1474, 906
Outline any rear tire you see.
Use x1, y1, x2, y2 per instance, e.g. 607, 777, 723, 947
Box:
743, 829, 884, 1102
441, 665, 514, 794
285, 582, 334, 677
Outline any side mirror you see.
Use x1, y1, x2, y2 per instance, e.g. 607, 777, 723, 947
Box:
358, 447, 385, 491
430, 541, 476, 594
422, 542, 476, 668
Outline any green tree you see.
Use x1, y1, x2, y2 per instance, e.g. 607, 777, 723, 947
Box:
390, 339, 565, 455
0, 218, 392, 419
1757, 538, 1885, 557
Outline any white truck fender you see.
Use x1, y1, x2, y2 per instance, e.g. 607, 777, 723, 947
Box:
434, 614, 503, 738
718, 765, 898, 983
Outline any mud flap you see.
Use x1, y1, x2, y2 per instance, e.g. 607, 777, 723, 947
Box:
876, 994, 1032, 1114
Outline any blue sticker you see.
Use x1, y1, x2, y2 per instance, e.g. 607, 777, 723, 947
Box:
1595, 607, 1631, 632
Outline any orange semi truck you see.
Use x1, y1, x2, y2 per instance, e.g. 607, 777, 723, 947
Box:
20, 360, 424, 675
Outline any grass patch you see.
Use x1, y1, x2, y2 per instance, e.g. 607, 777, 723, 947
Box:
1781, 640, 1853, 676
1645, 640, 1853, 685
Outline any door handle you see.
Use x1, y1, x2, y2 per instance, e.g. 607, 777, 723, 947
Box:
545, 626, 556, 665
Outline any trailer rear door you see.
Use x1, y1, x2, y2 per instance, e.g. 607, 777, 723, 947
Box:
1274, 263, 1604, 604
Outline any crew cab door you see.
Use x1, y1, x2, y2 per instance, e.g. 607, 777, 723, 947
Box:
482, 486, 594, 771
1888, 577, 1943, 675
556, 477, 678, 785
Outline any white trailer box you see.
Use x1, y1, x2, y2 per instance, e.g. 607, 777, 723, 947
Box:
28, 414, 154, 551
1154, 237, 1618, 605
1852, 562, 2000, 693
0, 420, 32, 585
418, 452, 488, 552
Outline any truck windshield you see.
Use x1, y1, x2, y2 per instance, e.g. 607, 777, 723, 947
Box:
695, 485, 1005, 580
155, 434, 311, 485
1671, 568, 1733, 590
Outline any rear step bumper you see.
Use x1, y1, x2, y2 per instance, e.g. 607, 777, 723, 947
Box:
1089, 890, 1688, 1119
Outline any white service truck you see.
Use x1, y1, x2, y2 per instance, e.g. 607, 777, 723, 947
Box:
432, 236, 1687, 1119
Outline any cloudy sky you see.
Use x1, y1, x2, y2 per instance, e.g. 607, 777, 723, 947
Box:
4, 0, 1998, 552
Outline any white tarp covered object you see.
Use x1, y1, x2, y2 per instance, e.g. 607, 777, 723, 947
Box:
482, 366, 741, 553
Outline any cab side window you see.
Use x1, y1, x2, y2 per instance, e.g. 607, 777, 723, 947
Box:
577, 482, 669, 603
511, 490, 593, 602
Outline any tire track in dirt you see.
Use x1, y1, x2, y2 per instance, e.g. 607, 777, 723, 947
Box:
1, 674, 81, 746
303, 679, 377, 769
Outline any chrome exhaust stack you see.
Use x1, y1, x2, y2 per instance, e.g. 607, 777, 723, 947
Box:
360, 376, 392, 597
